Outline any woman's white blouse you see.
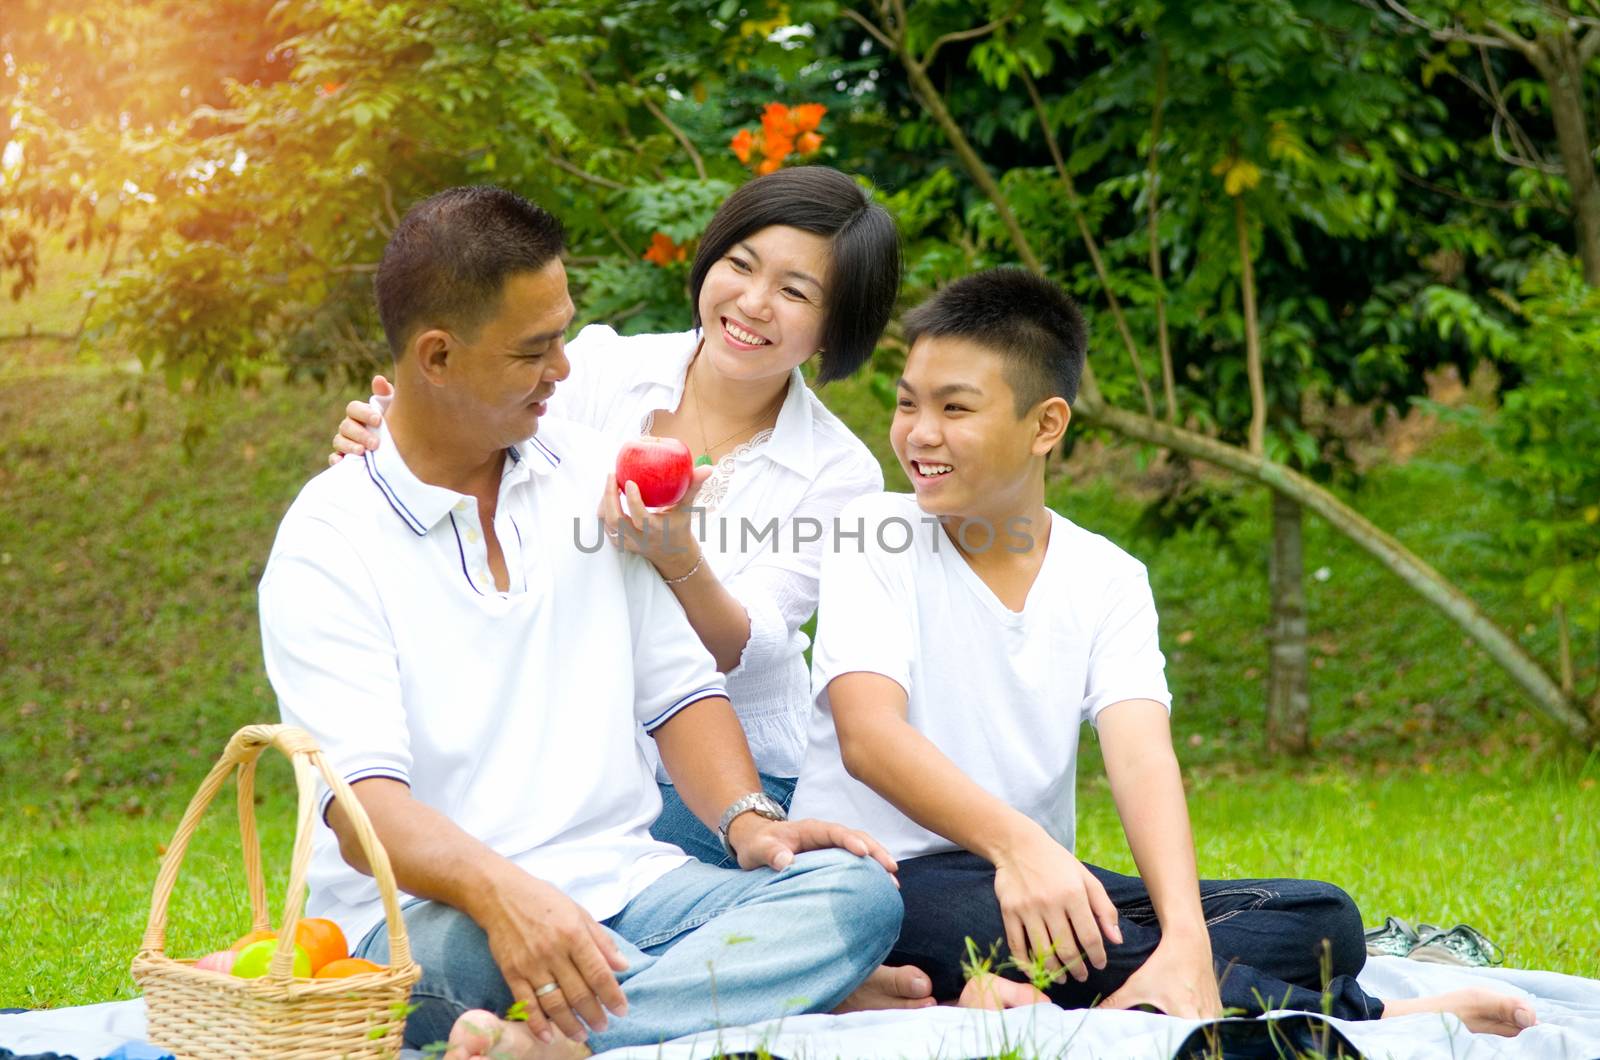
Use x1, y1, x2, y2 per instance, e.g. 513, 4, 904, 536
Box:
551, 324, 885, 778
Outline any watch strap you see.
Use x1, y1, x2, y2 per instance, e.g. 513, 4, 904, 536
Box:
717, 791, 788, 859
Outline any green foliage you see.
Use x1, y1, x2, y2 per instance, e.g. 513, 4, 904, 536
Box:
1419, 251, 1600, 647
3, 0, 825, 383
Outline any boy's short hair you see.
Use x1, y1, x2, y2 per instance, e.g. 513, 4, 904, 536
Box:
901, 268, 1087, 414
375, 185, 566, 356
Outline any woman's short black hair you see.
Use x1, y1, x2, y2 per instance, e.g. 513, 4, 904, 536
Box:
901, 268, 1087, 414
689, 166, 901, 384
375, 185, 566, 356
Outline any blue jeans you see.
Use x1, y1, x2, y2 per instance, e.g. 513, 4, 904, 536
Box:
355, 848, 901, 1052
651, 774, 796, 868
890, 850, 1383, 1020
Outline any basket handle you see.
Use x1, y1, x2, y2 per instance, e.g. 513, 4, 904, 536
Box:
137, 724, 416, 980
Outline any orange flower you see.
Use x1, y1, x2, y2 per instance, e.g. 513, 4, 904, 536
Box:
762, 133, 794, 163
796, 131, 823, 154
761, 102, 796, 140
790, 103, 826, 133
318, 81, 346, 97
756, 157, 782, 176
730, 128, 755, 164
644, 232, 686, 266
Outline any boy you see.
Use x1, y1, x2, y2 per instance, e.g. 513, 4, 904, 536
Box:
789, 268, 1533, 1034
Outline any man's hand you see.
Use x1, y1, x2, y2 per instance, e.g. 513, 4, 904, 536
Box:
991, 830, 1122, 983
1100, 935, 1221, 1019
727, 813, 898, 879
474, 869, 631, 1045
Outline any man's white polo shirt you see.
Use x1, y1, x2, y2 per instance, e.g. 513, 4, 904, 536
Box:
259, 416, 723, 947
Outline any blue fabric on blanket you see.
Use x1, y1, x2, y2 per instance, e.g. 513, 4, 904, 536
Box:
0, 1044, 172, 1060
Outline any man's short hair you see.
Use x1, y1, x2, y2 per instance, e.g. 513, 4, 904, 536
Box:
375, 186, 566, 356
901, 268, 1087, 415
689, 166, 901, 384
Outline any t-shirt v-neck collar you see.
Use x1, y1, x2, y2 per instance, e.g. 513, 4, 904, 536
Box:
936, 511, 1061, 623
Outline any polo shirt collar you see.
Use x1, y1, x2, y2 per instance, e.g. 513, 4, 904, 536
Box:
364, 423, 563, 537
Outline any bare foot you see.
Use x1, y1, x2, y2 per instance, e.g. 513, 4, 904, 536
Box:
1382, 989, 1537, 1037
832, 964, 938, 1013
443, 1008, 592, 1060
957, 972, 1051, 1011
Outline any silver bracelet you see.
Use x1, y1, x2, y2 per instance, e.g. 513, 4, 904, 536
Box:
661, 553, 705, 586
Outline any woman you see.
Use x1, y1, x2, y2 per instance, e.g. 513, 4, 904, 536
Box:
330, 166, 900, 867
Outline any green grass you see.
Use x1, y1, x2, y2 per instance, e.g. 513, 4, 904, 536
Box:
3, 292, 1598, 1007
1080, 751, 1600, 979
5, 756, 1595, 1008
1, 782, 299, 1009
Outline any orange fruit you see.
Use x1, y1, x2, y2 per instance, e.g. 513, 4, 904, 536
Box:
313, 957, 384, 978
229, 928, 277, 952
293, 917, 349, 972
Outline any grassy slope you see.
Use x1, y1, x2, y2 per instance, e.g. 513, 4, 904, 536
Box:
3, 314, 1597, 1006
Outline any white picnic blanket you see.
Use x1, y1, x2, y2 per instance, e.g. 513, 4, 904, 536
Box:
4, 958, 1598, 1058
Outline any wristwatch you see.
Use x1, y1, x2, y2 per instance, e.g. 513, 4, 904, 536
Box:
718, 791, 788, 860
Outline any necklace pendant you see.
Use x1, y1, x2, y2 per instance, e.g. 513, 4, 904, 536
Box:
695, 454, 713, 467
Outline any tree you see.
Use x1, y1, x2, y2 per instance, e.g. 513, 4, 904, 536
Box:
839, 0, 1596, 745
1370, 0, 1600, 284
3, 0, 1595, 745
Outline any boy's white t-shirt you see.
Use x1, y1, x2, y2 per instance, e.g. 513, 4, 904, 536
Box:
789, 492, 1172, 862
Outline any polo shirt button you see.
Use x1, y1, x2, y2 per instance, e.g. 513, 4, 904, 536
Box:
467, 529, 481, 543
455, 501, 470, 513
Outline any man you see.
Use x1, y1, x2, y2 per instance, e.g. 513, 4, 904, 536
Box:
789, 267, 1535, 1035
258, 185, 902, 1059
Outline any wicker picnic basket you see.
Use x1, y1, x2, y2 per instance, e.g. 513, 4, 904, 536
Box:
131, 724, 422, 1059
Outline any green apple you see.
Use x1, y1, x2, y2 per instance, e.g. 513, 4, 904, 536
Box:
231, 937, 311, 978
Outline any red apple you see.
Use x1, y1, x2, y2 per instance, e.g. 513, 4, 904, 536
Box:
616, 436, 694, 509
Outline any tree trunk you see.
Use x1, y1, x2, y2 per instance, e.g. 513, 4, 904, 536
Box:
1555, 602, 1574, 696
1267, 492, 1311, 754
1540, 32, 1600, 286
1147, 45, 1177, 425
1235, 196, 1268, 457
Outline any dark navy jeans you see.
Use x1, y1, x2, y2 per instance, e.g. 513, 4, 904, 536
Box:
890, 850, 1383, 1020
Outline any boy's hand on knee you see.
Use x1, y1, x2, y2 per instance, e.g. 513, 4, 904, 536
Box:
1100, 936, 1221, 1019
731, 815, 898, 878
992, 833, 1122, 983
